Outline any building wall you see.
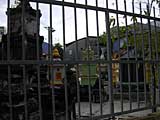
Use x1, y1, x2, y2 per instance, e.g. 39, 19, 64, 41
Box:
65, 36, 99, 60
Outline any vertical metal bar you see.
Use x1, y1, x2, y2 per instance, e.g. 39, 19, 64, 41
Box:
124, 0, 132, 111
153, 7, 159, 106
88, 61, 92, 119
106, 0, 114, 117
7, 0, 13, 120
146, 6, 152, 74
155, 6, 160, 106
62, 1, 69, 119
36, 2, 43, 120
8, 66, 12, 120
153, 9, 158, 60
159, 60, 160, 106
7, 0, 10, 60
37, 65, 43, 119
96, 0, 103, 116
139, 2, 147, 106
22, 0, 26, 60
76, 64, 81, 120
144, 8, 151, 102
48, 9, 52, 61
85, 0, 92, 119
49, 3, 56, 120
115, 0, 123, 112
132, 0, 140, 108
74, 0, 78, 60
74, 0, 81, 119
146, 5, 156, 112
48, 27, 50, 59
135, 48, 140, 109
22, 1, 28, 119
36, 0, 40, 60
76, 65, 81, 120
23, 65, 28, 120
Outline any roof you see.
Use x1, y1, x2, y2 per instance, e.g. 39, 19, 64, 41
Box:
66, 36, 97, 47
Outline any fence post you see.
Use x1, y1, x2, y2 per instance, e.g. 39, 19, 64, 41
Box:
105, 1, 114, 117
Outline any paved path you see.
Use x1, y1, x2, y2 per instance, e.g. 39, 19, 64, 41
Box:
75, 101, 152, 119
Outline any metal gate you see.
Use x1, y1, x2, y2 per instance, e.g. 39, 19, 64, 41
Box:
1, 0, 160, 120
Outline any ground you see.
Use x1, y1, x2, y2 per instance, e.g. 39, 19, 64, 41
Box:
75, 101, 154, 119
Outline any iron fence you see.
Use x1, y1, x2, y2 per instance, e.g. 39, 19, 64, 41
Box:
1, 0, 160, 120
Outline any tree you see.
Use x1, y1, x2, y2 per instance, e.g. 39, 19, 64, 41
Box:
131, 16, 137, 23
138, 0, 160, 15
98, 16, 116, 47
99, 32, 107, 46
98, 21, 134, 51
98, 0, 160, 56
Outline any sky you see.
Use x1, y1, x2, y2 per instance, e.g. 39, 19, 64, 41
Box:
0, 0, 159, 45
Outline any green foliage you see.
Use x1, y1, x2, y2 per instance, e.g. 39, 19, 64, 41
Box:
54, 43, 62, 48
143, 0, 160, 15
99, 25, 134, 46
99, 22, 160, 58
98, 16, 116, 46
131, 16, 137, 23
99, 32, 107, 46
123, 30, 160, 58
109, 16, 116, 27
122, 42, 127, 49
